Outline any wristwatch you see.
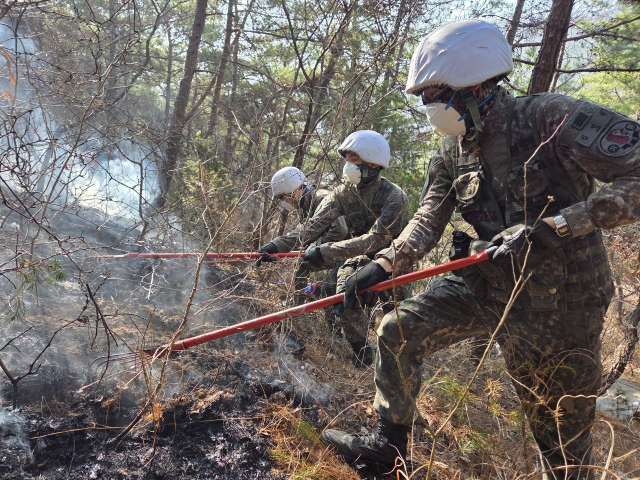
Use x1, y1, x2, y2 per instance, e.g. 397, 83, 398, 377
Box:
552, 214, 572, 238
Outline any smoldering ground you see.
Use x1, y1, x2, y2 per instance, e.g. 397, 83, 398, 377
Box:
0, 204, 345, 480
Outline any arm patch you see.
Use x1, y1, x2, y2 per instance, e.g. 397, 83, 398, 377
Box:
559, 101, 640, 160
599, 120, 640, 156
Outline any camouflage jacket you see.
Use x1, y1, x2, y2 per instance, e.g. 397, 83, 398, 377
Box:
378, 88, 639, 309
271, 185, 349, 253
296, 176, 409, 265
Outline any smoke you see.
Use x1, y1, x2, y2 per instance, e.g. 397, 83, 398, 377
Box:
0, 20, 158, 222
277, 352, 334, 406
0, 16, 332, 422
0, 397, 30, 451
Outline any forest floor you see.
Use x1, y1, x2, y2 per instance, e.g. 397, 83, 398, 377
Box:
1, 210, 639, 479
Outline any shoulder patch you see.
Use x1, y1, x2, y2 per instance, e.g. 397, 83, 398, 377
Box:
599, 120, 640, 156
575, 108, 612, 147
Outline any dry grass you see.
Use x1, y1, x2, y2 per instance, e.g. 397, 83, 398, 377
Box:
260, 306, 640, 480
263, 403, 363, 480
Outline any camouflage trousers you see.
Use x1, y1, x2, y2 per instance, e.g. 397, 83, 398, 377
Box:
336, 256, 410, 346
375, 275, 604, 480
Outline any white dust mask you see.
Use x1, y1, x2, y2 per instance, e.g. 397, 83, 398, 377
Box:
343, 161, 362, 185
425, 103, 466, 137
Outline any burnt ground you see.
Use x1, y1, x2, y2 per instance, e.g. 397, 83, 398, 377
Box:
1, 350, 310, 480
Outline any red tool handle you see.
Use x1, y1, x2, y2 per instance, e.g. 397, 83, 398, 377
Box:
168, 251, 492, 352
101, 252, 303, 259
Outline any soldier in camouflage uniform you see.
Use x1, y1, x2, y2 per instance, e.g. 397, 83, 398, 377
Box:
322, 20, 640, 479
298, 130, 410, 365
257, 166, 348, 297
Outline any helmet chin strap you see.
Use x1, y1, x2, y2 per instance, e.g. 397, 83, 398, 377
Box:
359, 165, 380, 186
459, 87, 484, 133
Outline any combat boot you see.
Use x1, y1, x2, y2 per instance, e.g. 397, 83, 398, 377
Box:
321, 417, 410, 467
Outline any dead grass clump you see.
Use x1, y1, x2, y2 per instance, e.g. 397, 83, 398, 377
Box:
262, 403, 361, 480
592, 414, 640, 479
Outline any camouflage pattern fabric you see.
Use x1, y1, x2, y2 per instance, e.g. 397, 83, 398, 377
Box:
293, 262, 339, 302
301, 176, 409, 266
371, 88, 639, 479
377, 89, 639, 277
336, 255, 410, 346
271, 186, 349, 253
375, 276, 603, 479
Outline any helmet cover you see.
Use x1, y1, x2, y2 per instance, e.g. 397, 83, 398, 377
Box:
406, 19, 513, 94
337, 130, 390, 168
271, 166, 306, 197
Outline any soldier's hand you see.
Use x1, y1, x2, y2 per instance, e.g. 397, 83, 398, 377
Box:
340, 261, 390, 311
255, 242, 278, 267
303, 245, 324, 269
490, 221, 565, 265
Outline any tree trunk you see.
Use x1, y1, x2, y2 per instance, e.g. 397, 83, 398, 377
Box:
223, 37, 239, 167
290, 6, 352, 169
154, 0, 208, 209
527, 0, 574, 94
550, 40, 566, 92
223, 0, 255, 167
164, 29, 173, 125
506, 0, 526, 46
206, 0, 236, 137
106, 0, 118, 101
382, 0, 407, 85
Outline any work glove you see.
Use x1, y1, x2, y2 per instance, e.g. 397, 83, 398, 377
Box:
302, 245, 324, 269
255, 242, 278, 267
336, 261, 390, 316
490, 221, 565, 265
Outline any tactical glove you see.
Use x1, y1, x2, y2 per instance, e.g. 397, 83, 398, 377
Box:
303, 245, 324, 269
255, 242, 278, 267
490, 221, 565, 265
338, 261, 390, 314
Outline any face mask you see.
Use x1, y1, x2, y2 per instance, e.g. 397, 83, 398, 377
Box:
343, 161, 362, 185
425, 102, 466, 137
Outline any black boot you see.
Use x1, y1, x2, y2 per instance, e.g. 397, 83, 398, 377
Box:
350, 341, 374, 368
321, 417, 410, 467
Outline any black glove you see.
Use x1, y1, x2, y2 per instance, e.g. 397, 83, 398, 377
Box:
303, 245, 324, 269
490, 221, 565, 265
255, 242, 278, 267
339, 261, 390, 313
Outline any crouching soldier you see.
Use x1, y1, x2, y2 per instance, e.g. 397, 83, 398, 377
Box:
322, 20, 640, 479
256, 166, 349, 298
299, 130, 410, 366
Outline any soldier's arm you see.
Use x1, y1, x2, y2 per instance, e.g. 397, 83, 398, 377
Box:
539, 95, 640, 236
271, 193, 342, 252
270, 223, 306, 253
318, 187, 408, 264
318, 215, 349, 245
375, 148, 457, 273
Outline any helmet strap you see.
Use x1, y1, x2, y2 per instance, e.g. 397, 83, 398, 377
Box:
460, 87, 483, 133
354, 165, 380, 188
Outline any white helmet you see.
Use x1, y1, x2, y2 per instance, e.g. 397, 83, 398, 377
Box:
337, 130, 390, 168
271, 166, 305, 197
406, 19, 513, 95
